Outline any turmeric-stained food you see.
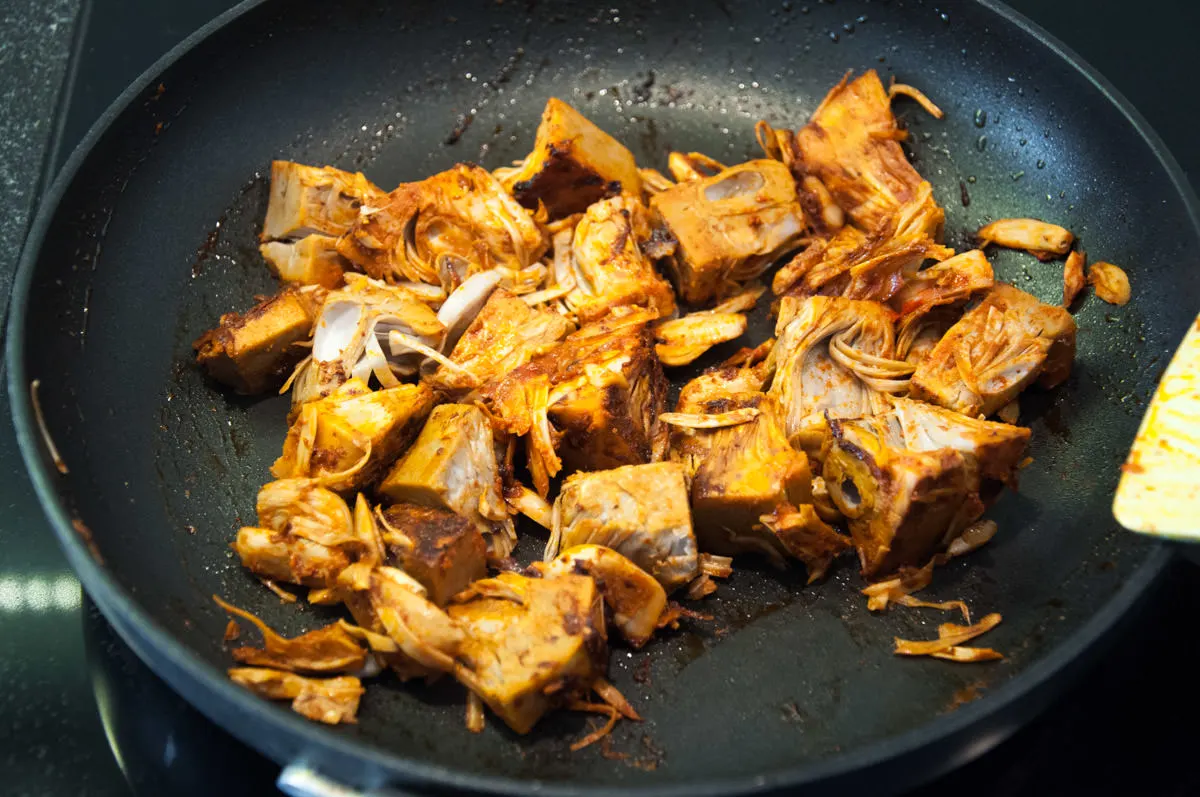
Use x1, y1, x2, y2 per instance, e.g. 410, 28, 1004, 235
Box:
977, 218, 1073, 259
365, 566, 465, 680
652, 159, 806, 305
215, 597, 367, 674
272, 380, 435, 490
531, 544, 667, 648
769, 295, 908, 455
291, 274, 444, 404
234, 525, 349, 588
260, 234, 347, 289
479, 320, 667, 492
824, 415, 978, 579
379, 503, 488, 606
378, 403, 516, 560
1088, 261, 1131, 306
685, 393, 818, 563
548, 462, 698, 593
229, 667, 365, 724
889, 248, 994, 327
338, 163, 547, 290
758, 503, 851, 583
194, 287, 323, 394
909, 283, 1076, 418
262, 161, 384, 242
795, 70, 927, 232
424, 287, 572, 395
202, 74, 1119, 734
1062, 250, 1086, 307
496, 98, 642, 220
823, 397, 1029, 578
773, 183, 950, 302
556, 195, 676, 323
449, 572, 606, 733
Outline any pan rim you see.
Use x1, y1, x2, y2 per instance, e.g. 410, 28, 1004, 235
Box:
5, 0, 1189, 794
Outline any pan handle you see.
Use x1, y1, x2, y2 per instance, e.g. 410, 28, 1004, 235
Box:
277, 763, 425, 797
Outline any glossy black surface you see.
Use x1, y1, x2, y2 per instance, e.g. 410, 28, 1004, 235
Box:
7, 1, 1200, 797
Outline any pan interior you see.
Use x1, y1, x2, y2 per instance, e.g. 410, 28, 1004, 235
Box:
16, 0, 1194, 789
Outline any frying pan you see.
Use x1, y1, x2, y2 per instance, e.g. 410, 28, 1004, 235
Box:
8, 0, 1198, 794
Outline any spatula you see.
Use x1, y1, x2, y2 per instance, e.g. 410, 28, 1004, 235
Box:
1113, 312, 1200, 540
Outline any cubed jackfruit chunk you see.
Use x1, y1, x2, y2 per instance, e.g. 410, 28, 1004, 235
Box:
380, 503, 488, 606
449, 572, 606, 734
689, 394, 814, 557
651, 159, 805, 305
498, 98, 642, 220
193, 287, 322, 394
909, 283, 1076, 418
272, 380, 435, 491
262, 161, 383, 241
377, 404, 515, 559
260, 234, 346, 289
553, 462, 698, 592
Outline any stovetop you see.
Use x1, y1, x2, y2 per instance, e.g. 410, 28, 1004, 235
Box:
3, 1, 1199, 795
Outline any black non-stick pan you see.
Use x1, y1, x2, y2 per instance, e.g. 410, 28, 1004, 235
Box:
9, 0, 1199, 794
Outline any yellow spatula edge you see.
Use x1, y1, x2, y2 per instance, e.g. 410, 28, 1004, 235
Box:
1113, 312, 1200, 539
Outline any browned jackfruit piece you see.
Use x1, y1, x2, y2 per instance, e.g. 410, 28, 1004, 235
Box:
292, 274, 445, 406
272, 379, 435, 491
214, 597, 367, 675
796, 70, 925, 231
530, 544, 667, 648
424, 288, 572, 395
479, 321, 668, 487
666, 381, 761, 480
977, 218, 1073, 259
887, 396, 1030, 488
757, 503, 851, 583
689, 394, 815, 559
377, 404, 516, 560
549, 324, 666, 474
909, 283, 1077, 418
365, 567, 466, 680
550, 462, 698, 593
653, 309, 749, 367
228, 667, 364, 725
193, 287, 322, 394
769, 295, 906, 456
260, 235, 347, 289
233, 526, 348, 588
449, 572, 606, 734
496, 98, 642, 220
255, 479, 362, 552
556, 195, 676, 323
337, 163, 547, 289
379, 503, 488, 606
822, 396, 1029, 579
772, 183, 950, 301
651, 159, 806, 305
823, 416, 980, 580
261, 161, 383, 241
889, 248, 994, 326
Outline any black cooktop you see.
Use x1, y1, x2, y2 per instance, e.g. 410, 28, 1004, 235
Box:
4, 1, 1200, 795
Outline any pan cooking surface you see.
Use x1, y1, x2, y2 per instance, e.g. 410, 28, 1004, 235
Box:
11, 0, 1197, 793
